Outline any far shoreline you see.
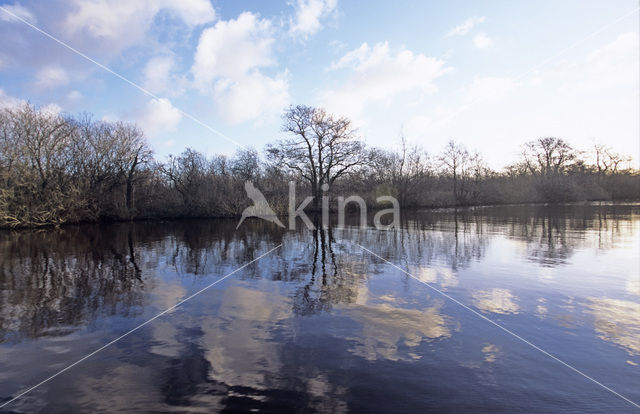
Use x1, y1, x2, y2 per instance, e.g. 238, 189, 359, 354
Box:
2, 199, 638, 232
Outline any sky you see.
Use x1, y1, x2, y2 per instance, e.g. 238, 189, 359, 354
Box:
0, 0, 638, 169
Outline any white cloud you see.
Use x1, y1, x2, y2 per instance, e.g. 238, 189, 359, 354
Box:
322, 42, 450, 120
168, 0, 218, 26
64, 0, 215, 53
401, 33, 639, 170
66, 90, 83, 102
192, 12, 289, 124
329, 39, 346, 52
473, 33, 492, 49
0, 89, 25, 109
41, 103, 63, 115
446, 16, 485, 37
0, 90, 61, 115
34, 65, 69, 89
137, 98, 183, 136
64, 1, 148, 42
192, 12, 274, 85
534, 32, 638, 94
213, 71, 289, 124
143, 55, 184, 96
0, 2, 37, 24
289, 0, 337, 40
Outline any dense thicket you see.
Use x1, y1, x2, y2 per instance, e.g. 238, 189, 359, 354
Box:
0, 103, 638, 227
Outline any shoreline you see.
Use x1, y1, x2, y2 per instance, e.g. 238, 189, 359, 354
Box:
2, 198, 639, 231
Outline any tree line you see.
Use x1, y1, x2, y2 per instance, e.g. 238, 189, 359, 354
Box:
0, 103, 637, 227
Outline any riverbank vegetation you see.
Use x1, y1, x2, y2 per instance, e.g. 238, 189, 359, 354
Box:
0, 103, 638, 227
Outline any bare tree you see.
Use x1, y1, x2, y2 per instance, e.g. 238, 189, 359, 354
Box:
162, 148, 207, 211
593, 143, 631, 175
370, 135, 431, 206
469, 151, 489, 201
593, 143, 609, 175
231, 148, 260, 182
266, 105, 366, 209
522, 137, 576, 176
439, 140, 470, 204
0, 104, 79, 225
1, 103, 638, 227
111, 123, 152, 216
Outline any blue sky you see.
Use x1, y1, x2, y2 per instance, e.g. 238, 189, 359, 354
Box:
0, 0, 638, 168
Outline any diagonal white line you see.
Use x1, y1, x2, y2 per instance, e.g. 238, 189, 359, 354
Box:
0, 5, 248, 151
0, 243, 282, 409
356, 243, 640, 410
512, 7, 640, 82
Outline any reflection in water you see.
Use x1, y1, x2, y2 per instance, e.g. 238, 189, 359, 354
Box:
0, 203, 639, 411
414, 266, 459, 290
343, 299, 451, 362
536, 298, 549, 318
292, 223, 362, 316
472, 289, 520, 315
482, 344, 500, 363
0, 226, 145, 343
627, 278, 640, 297
200, 286, 292, 401
587, 297, 640, 355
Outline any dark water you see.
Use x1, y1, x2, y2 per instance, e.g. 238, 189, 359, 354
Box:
0, 203, 639, 413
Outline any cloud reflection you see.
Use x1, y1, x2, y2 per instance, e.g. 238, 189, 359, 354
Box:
342, 298, 451, 361
587, 297, 640, 355
472, 289, 519, 314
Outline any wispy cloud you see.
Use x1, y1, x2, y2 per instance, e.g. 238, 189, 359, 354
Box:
136, 98, 182, 136
0, 88, 25, 109
473, 33, 493, 49
0, 2, 36, 24
322, 41, 450, 121
143, 55, 186, 97
289, 0, 337, 40
446, 16, 485, 37
63, 0, 216, 54
34, 65, 69, 89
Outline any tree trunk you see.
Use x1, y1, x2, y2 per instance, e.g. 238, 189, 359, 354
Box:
313, 185, 322, 212
125, 179, 134, 217
453, 170, 458, 205
125, 155, 139, 219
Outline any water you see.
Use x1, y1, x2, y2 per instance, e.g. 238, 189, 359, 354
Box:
0, 203, 638, 412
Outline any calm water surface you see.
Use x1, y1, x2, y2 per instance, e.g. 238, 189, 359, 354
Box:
0, 203, 639, 412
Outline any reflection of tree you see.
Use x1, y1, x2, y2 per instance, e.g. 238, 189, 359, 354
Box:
492, 203, 634, 266
288, 204, 636, 319
524, 212, 571, 266
339, 209, 488, 274
0, 225, 145, 343
160, 219, 284, 277
347, 203, 636, 270
0, 219, 285, 343
293, 218, 362, 315
1, 203, 633, 344
1, 203, 637, 411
